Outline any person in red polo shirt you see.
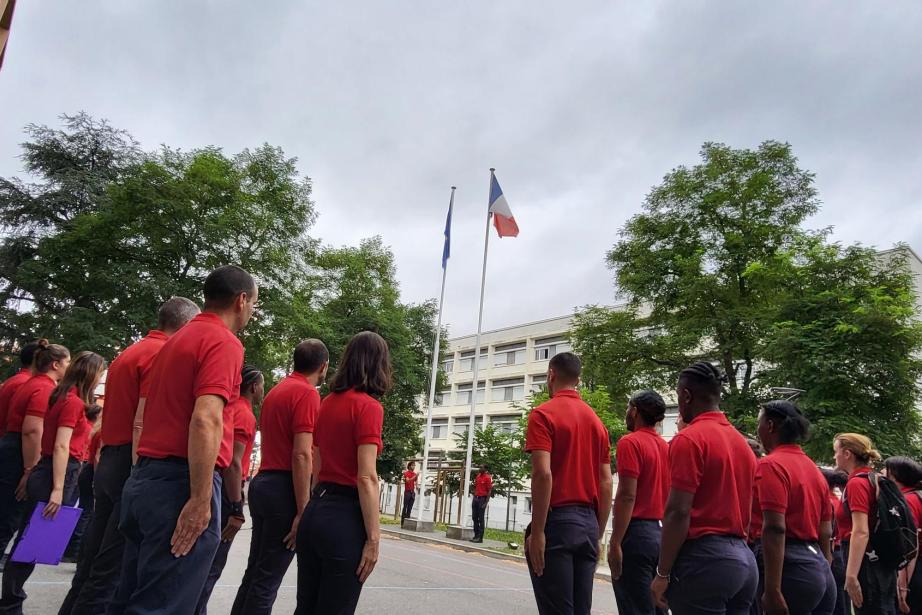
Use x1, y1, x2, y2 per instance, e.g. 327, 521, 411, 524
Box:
296, 332, 390, 615
0, 340, 45, 439
401, 461, 419, 525
58, 297, 199, 615
197, 364, 263, 615
525, 352, 613, 615
609, 389, 669, 615
0, 351, 105, 613
882, 456, 922, 615
233, 339, 328, 615
471, 465, 493, 543
111, 265, 257, 614
651, 362, 758, 614
755, 400, 836, 615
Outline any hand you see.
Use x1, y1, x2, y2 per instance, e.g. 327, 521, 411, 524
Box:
43, 488, 63, 519
526, 531, 546, 576
845, 575, 863, 609
356, 538, 379, 582
651, 574, 669, 610
15, 470, 30, 501
762, 588, 790, 615
284, 513, 301, 551
899, 589, 910, 615
170, 497, 211, 557
221, 515, 244, 543
608, 542, 623, 580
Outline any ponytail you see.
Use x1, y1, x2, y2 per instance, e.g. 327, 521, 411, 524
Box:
834, 433, 882, 466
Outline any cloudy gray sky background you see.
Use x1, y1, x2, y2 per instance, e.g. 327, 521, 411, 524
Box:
2, 2, 921, 338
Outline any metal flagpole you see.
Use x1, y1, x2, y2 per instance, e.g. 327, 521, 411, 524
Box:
460, 169, 495, 533
416, 186, 455, 524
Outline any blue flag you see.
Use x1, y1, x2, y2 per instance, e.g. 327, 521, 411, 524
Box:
442, 198, 452, 269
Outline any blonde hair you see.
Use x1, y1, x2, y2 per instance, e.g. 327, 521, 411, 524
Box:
834, 433, 882, 465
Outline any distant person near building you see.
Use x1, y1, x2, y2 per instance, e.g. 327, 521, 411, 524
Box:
471, 465, 492, 543
401, 461, 418, 524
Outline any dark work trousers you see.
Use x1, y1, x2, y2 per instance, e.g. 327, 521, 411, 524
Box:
194, 490, 233, 615
472, 495, 489, 539
64, 462, 95, 558
613, 519, 664, 615
666, 534, 759, 615
231, 471, 298, 615
750, 541, 764, 615
841, 540, 897, 615
0, 455, 80, 615
295, 483, 367, 615
0, 434, 25, 559
830, 546, 847, 615
401, 489, 415, 523
779, 541, 836, 615
526, 505, 600, 615
109, 457, 221, 615
905, 560, 922, 614
60, 443, 132, 615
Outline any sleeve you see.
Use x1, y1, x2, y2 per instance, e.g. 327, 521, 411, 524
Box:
193, 338, 243, 402
232, 404, 250, 444
56, 398, 84, 429
615, 436, 641, 479
292, 388, 321, 434
354, 399, 384, 453
845, 477, 873, 514
669, 433, 704, 494
524, 409, 552, 453
24, 388, 50, 418
599, 423, 612, 465
821, 493, 833, 523
755, 460, 789, 514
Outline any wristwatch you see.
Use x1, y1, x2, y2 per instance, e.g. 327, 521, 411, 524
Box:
228, 500, 244, 519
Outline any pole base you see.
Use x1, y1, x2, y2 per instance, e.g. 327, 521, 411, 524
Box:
445, 525, 475, 540
401, 519, 435, 532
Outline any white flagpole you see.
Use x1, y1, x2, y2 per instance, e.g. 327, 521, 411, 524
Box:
416, 186, 455, 524
460, 168, 494, 533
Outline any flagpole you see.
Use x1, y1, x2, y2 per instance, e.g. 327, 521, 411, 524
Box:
416, 186, 455, 524
460, 169, 494, 534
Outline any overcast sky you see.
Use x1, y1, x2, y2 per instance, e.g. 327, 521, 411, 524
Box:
2, 2, 921, 338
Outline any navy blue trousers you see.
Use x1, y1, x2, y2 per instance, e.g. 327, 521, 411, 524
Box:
401, 489, 415, 523
830, 547, 847, 615
64, 462, 95, 558
194, 490, 232, 615
472, 495, 488, 539
614, 519, 664, 615
667, 534, 758, 615
231, 471, 298, 615
0, 434, 25, 560
527, 506, 600, 615
842, 539, 897, 615
109, 457, 221, 615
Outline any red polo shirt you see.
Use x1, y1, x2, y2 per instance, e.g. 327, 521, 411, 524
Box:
474, 472, 492, 497
88, 431, 102, 466
137, 313, 243, 468
6, 373, 57, 434
755, 444, 831, 542
0, 369, 32, 437
833, 497, 848, 543
404, 470, 418, 491
41, 387, 92, 459
100, 330, 169, 447
257, 373, 320, 472
616, 427, 669, 520
231, 398, 257, 477
525, 389, 611, 509
901, 486, 922, 530
669, 411, 757, 540
836, 467, 875, 540
314, 389, 383, 487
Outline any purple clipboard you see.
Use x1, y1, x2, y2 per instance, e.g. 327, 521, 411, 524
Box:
11, 502, 82, 565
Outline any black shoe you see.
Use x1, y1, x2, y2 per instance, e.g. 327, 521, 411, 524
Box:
471, 537, 483, 543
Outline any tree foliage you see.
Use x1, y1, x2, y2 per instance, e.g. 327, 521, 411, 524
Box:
450, 424, 528, 500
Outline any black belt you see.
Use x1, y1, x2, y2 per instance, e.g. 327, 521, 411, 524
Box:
313, 482, 359, 499
258, 469, 293, 476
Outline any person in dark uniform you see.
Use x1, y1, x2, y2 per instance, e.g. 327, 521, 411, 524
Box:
651, 362, 758, 614
60, 297, 199, 615
295, 331, 389, 615
819, 467, 849, 615
882, 457, 922, 615
609, 390, 668, 615
755, 400, 836, 615
233, 339, 327, 615
401, 461, 418, 524
196, 364, 263, 614
524, 352, 613, 615
0, 351, 105, 613
471, 465, 492, 543
111, 265, 256, 614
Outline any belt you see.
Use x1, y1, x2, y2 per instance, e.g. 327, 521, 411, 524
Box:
313, 482, 359, 499
137, 456, 221, 472
257, 469, 293, 476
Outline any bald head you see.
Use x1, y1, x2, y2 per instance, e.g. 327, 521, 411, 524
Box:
293, 339, 329, 375
158, 296, 200, 334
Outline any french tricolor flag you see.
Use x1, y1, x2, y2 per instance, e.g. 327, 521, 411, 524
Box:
489, 172, 519, 238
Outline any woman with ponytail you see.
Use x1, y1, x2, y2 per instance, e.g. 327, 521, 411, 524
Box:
0, 351, 105, 612
883, 456, 922, 614
833, 433, 892, 614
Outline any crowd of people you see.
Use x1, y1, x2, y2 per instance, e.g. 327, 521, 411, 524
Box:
0, 262, 919, 615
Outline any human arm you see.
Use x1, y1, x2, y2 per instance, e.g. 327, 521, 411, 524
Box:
845, 511, 869, 608
597, 461, 613, 539
526, 450, 553, 576
651, 489, 694, 609
284, 432, 313, 550
312, 445, 322, 488
16, 414, 43, 500
608, 475, 637, 580
819, 520, 833, 562
220, 440, 246, 543
900, 556, 915, 614
131, 398, 146, 465
43, 425, 74, 519
761, 510, 789, 615
355, 443, 380, 582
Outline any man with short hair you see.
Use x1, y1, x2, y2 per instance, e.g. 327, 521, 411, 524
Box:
402, 461, 418, 524
231, 339, 328, 615
61, 297, 200, 615
111, 266, 257, 614
470, 465, 492, 543
525, 352, 613, 615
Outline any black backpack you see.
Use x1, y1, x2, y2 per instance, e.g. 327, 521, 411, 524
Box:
845, 471, 918, 570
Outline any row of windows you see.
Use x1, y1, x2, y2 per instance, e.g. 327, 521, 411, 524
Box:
441, 339, 571, 373
427, 414, 522, 440
434, 375, 546, 406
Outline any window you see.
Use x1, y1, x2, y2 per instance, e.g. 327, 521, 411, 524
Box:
430, 418, 448, 440
534, 337, 572, 361
456, 381, 485, 405
493, 342, 526, 367
489, 414, 521, 434
530, 374, 547, 394
525, 497, 532, 513
442, 360, 454, 374
458, 348, 488, 372
510, 496, 518, 509
434, 390, 451, 407
490, 378, 525, 403
452, 416, 471, 437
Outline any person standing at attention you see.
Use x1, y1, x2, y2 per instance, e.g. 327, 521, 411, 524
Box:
111, 265, 257, 613
295, 332, 390, 615
651, 362, 758, 614
401, 461, 418, 525
471, 465, 492, 543
609, 390, 669, 615
233, 339, 327, 615
61, 297, 200, 615
525, 352, 613, 615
